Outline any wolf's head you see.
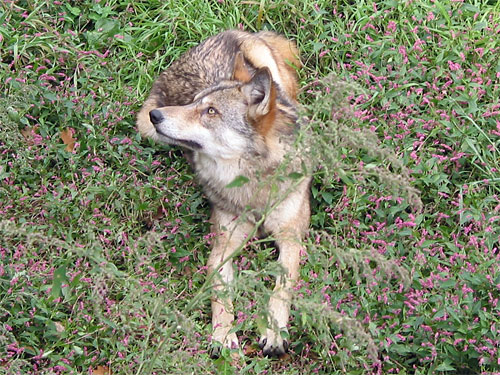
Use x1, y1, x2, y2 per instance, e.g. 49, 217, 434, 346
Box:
148, 55, 295, 160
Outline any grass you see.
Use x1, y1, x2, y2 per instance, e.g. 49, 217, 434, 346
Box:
1, 0, 500, 374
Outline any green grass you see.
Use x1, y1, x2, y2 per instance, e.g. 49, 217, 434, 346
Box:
1, 0, 500, 374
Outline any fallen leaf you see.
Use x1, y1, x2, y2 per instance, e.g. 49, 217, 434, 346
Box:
230, 352, 240, 366
91, 365, 111, 375
152, 205, 164, 221
143, 205, 164, 228
270, 353, 291, 372
278, 352, 291, 362
243, 343, 259, 356
20, 125, 38, 145
181, 265, 193, 277
60, 128, 76, 152
54, 321, 65, 333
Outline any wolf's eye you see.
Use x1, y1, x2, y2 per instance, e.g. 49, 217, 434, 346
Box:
205, 107, 218, 116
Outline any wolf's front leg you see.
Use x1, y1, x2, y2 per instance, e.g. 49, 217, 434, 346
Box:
207, 209, 252, 357
259, 187, 310, 357
259, 236, 302, 357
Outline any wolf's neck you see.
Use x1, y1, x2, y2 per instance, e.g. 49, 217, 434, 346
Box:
193, 152, 259, 186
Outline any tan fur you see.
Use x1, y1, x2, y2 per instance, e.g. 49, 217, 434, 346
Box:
137, 30, 301, 141
137, 96, 160, 140
254, 82, 277, 137
237, 34, 298, 101
232, 52, 253, 83
137, 30, 309, 358
249, 31, 301, 100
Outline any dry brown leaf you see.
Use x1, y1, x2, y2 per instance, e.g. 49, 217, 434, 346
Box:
20, 128, 32, 139
152, 205, 164, 221
144, 205, 164, 228
54, 321, 65, 333
20, 125, 38, 144
230, 352, 240, 366
60, 128, 76, 152
278, 352, 291, 362
243, 343, 259, 357
91, 365, 111, 375
181, 266, 193, 278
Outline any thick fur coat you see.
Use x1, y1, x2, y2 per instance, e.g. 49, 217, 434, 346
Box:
137, 30, 310, 357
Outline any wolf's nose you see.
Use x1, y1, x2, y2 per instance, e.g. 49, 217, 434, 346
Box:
149, 109, 163, 125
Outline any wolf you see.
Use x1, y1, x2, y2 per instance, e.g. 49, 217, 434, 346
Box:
137, 30, 311, 357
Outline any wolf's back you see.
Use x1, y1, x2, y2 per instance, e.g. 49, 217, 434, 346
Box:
150, 31, 242, 107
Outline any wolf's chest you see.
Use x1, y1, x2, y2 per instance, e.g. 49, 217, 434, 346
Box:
193, 154, 264, 215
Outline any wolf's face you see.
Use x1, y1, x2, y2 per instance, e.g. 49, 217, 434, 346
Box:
149, 68, 274, 159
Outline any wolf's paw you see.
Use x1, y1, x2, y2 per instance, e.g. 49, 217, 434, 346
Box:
210, 329, 239, 358
259, 328, 289, 357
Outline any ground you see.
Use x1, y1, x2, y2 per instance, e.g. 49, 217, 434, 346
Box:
0, 0, 499, 374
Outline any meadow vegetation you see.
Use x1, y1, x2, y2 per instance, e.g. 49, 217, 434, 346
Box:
1, 0, 499, 374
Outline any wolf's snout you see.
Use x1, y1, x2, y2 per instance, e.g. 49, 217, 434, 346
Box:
149, 109, 164, 126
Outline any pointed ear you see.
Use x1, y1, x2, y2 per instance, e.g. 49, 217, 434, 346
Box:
242, 67, 274, 119
232, 52, 252, 82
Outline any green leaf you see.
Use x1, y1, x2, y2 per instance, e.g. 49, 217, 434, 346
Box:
439, 278, 456, 289
256, 315, 267, 336
288, 171, 303, 180
312, 41, 325, 53
66, 4, 81, 16
462, 4, 479, 13
95, 18, 119, 35
43, 91, 57, 102
436, 360, 455, 371
390, 344, 412, 355
467, 98, 478, 114
225, 175, 249, 188
215, 357, 236, 375
433, 0, 451, 27
321, 191, 333, 204
51, 265, 68, 298
7, 107, 20, 122
474, 21, 487, 31
72, 345, 84, 355
337, 168, 353, 186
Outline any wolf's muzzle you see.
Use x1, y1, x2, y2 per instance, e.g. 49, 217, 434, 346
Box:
149, 109, 163, 125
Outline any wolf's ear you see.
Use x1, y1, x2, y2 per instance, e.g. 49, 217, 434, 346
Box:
242, 67, 275, 119
232, 52, 252, 82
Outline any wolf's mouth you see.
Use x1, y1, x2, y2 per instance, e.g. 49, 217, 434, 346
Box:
155, 129, 202, 150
